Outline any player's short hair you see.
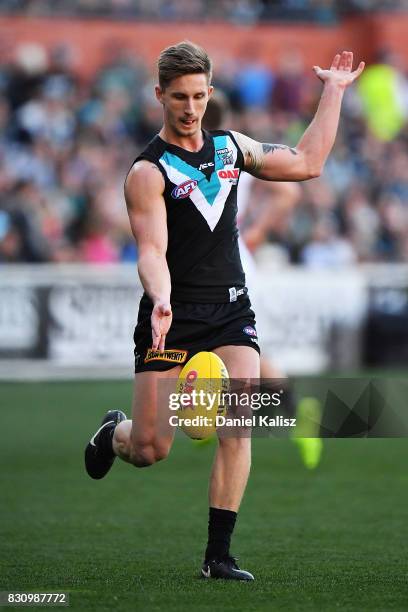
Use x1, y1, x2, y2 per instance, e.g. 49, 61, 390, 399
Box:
158, 41, 212, 90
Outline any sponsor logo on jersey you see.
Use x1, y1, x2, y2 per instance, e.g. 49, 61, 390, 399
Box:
243, 325, 257, 337
171, 180, 198, 199
216, 147, 234, 165
217, 168, 240, 184
144, 348, 188, 364
198, 162, 214, 170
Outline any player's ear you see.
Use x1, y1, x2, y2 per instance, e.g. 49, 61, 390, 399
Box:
155, 85, 164, 105
208, 85, 214, 98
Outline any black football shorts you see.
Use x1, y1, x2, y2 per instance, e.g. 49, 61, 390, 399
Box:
133, 294, 260, 373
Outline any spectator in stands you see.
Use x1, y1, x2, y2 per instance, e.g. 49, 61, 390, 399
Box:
0, 35, 407, 266
236, 43, 275, 109
301, 215, 357, 267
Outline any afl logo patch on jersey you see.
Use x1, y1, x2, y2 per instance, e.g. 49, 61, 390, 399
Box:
172, 179, 198, 199
243, 325, 257, 337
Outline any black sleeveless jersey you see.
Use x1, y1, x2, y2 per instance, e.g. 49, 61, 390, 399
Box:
134, 129, 246, 303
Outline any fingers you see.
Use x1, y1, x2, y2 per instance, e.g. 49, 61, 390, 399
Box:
151, 323, 161, 350
338, 50, 352, 72
330, 54, 341, 71
151, 302, 172, 351
158, 334, 166, 352
330, 51, 365, 76
151, 310, 163, 350
353, 61, 365, 77
152, 330, 167, 352
330, 51, 353, 72
317, 52, 364, 85
152, 333, 160, 350
345, 59, 365, 84
151, 326, 166, 351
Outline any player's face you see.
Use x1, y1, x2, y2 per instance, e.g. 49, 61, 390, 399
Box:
156, 74, 213, 138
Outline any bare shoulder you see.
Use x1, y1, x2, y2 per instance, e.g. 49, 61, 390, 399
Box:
230, 130, 264, 173
231, 129, 304, 180
125, 160, 165, 206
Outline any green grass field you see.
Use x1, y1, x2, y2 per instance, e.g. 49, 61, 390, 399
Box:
1, 380, 408, 611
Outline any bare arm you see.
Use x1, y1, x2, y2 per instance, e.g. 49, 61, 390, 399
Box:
124, 161, 172, 351
233, 51, 365, 181
241, 180, 301, 251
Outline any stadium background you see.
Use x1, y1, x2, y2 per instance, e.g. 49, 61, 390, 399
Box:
1, 2, 408, 610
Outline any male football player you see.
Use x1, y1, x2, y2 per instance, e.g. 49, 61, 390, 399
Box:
85, 41, 364, 580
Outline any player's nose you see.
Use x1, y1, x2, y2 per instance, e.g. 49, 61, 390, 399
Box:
184, 98, 195, 114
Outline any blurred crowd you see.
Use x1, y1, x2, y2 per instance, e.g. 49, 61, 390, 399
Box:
0, 38, 408, 266
1, 0, 408, 24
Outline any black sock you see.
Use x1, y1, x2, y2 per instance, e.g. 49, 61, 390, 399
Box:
205, 507, 237, 562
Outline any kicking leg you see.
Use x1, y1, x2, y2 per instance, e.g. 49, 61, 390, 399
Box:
113, 368, 181, 467
85, 367, 180, 478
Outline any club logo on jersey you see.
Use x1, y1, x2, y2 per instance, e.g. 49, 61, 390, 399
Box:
243, 326, 257, 337
144, 348, 188, 364
216, 147, 234, 165
172, 180, 198, 199
217, 168, 240, 185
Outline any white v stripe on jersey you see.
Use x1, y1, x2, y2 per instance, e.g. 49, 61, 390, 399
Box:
159, 159, 232, 232
90, 420, 114, 446
159, 134, 239, 233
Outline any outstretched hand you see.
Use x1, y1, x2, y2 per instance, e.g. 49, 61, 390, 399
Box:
151, 302, 172, 351
313, 51, 365, 89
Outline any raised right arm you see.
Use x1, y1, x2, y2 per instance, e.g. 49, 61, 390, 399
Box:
232, 52, 364, 182
124, 161, 172, 351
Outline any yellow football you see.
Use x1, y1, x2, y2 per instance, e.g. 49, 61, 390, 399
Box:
175, 351, 229, 439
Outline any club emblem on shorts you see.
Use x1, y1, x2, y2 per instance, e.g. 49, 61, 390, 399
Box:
172, 180, 198, 199
243, 326, 257, 337
216, 147, 234, 165
144, 348, 188, 364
